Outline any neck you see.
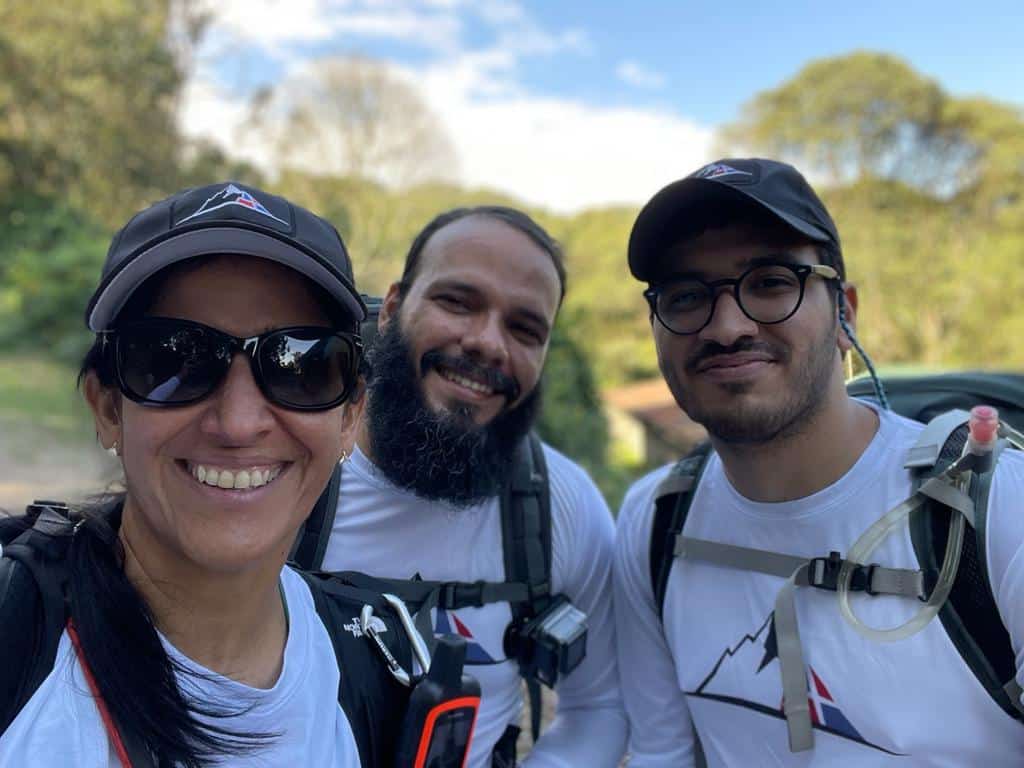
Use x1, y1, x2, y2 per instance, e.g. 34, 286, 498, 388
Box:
355, 416, 374, 463
119, 512, 288, 689
711, 389, 879, 503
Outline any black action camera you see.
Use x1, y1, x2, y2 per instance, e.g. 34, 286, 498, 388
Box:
505, 595, 588, 688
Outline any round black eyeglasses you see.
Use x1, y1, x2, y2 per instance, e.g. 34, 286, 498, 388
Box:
644, 262, 840, 336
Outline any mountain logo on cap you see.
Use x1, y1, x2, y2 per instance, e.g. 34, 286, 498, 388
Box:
694, 162, 752, 180
177, 184, 288, 227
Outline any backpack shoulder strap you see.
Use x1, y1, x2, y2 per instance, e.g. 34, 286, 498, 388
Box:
0, 503, 75, 733
649, 442, 714, 621
500, 432, 551, 743
290, 461, 343, 571
907, 417, 1023, 721
298, 569, 413, 767
500, 432, 552, 622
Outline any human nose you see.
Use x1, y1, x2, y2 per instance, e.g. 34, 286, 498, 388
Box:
461, 311, 509, 369
199, 354, 275, 443
698, 288, 759, 346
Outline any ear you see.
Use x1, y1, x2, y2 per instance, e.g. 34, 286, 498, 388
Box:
837, 282, 859, 355
83, 371, 122, 452
378, 282, 403, 331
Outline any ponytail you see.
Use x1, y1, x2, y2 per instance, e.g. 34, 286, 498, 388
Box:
67, 500, 275, 767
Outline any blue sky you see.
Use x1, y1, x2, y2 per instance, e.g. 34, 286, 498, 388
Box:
186, 0, 1023, 211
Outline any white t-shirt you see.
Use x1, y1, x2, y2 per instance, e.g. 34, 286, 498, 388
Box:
615, 404, 1024, 766
0, 567, 361, 768
322, 442, 628, 768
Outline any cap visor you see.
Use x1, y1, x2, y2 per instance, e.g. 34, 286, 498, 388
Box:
87, 228, 366, 330
629, 178, 833, 281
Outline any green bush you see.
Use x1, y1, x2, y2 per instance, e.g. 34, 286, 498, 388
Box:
0, 200, 109, 364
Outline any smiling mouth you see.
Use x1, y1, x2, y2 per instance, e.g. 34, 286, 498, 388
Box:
437, 365, 496, 396
182, 461, 285, 490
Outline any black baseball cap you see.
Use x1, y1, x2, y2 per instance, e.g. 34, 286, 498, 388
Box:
85, 182, 366, 331
628, 158, 842, 282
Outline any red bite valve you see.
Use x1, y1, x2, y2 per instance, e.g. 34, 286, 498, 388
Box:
969, 405, 999, 445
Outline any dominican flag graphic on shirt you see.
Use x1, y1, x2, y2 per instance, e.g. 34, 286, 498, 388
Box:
690, 613, 900, 754
800, 666, 863, 740
434, 609, 499, 664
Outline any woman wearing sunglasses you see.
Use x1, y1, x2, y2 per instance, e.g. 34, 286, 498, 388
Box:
0, 183, 371, 766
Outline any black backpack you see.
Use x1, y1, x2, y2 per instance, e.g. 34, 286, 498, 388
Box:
648, 372, 1024, 723
0, 501, 415, 767
292, 432, 556, 747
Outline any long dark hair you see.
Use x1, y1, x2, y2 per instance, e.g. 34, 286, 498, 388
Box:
60, 256, 360, 766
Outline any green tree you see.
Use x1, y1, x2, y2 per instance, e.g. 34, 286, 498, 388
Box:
0, 1, 202, 227
0, 199, 109, 363
720, 52, 969, 190
720, 51, 1024, 373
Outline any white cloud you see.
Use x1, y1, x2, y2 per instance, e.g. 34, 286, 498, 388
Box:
418, 62, 712, 211
182, 1, 713, 211
616, 60, 666, 90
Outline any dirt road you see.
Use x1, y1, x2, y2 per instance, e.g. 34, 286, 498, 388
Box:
0, 423, 118, 513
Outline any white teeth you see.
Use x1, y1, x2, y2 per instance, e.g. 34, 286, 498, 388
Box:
189, 463, 283, 490
442, 370, 493, 395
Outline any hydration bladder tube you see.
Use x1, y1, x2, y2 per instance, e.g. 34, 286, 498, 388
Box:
837, 406, 998, 642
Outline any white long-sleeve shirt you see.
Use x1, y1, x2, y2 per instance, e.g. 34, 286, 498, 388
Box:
0, 567, 361, 767
615, 405, 1024, 766
323, 442, 628, 768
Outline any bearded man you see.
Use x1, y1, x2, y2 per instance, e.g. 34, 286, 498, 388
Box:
320, 206, 627, 768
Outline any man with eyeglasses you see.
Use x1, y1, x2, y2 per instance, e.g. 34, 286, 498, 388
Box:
613, 158, 1024, 765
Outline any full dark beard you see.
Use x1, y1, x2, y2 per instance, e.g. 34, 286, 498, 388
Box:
671, 323, 839, 446
365, 320, 540, 507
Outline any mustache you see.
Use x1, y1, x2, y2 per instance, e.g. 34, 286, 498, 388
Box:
420, 350, 521, 401
685, 339, 784, 372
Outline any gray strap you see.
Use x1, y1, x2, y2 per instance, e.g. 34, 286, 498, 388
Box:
676, 536, 926, 599
1003, 678, 1024, 718
868, 568, 928, 599
675, 537, 807, 578
655, 473, 696, 498
774, 564, 814, 752
675, 536, 930, 752
904, 410, 970, 468
918, 477, 976, 526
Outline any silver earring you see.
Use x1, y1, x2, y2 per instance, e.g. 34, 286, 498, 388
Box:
108, 440, 120, 457
340, 450, 349, 464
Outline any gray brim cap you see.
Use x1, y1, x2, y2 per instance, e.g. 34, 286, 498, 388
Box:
628, 159, 840, 283
86, 182, 366, 331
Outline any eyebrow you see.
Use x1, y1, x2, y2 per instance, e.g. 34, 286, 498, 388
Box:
432, 279, 552, 334
662, 253, 807, 281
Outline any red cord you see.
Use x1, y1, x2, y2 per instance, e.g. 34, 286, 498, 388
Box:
67, 619, 135, 768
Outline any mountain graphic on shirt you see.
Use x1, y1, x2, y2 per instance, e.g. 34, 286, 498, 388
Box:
690, 613, 900, 755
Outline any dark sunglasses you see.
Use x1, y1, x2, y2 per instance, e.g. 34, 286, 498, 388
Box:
102, 317, 363, 411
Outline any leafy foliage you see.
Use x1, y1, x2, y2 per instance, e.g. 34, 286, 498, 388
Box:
0, 199, 109, 363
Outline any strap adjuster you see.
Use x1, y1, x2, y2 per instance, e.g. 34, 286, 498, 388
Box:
807, 551, 879, 593
444, 581, 487, 608
808, 551, 842, 591
528, 579, 551, 603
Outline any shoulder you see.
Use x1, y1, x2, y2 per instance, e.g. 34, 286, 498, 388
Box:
615, 462, 676, 548
541, 441, 608, 517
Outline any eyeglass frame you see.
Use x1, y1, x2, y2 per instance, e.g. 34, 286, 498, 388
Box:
99, 317, 364, 411
643, 261, 841, 336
